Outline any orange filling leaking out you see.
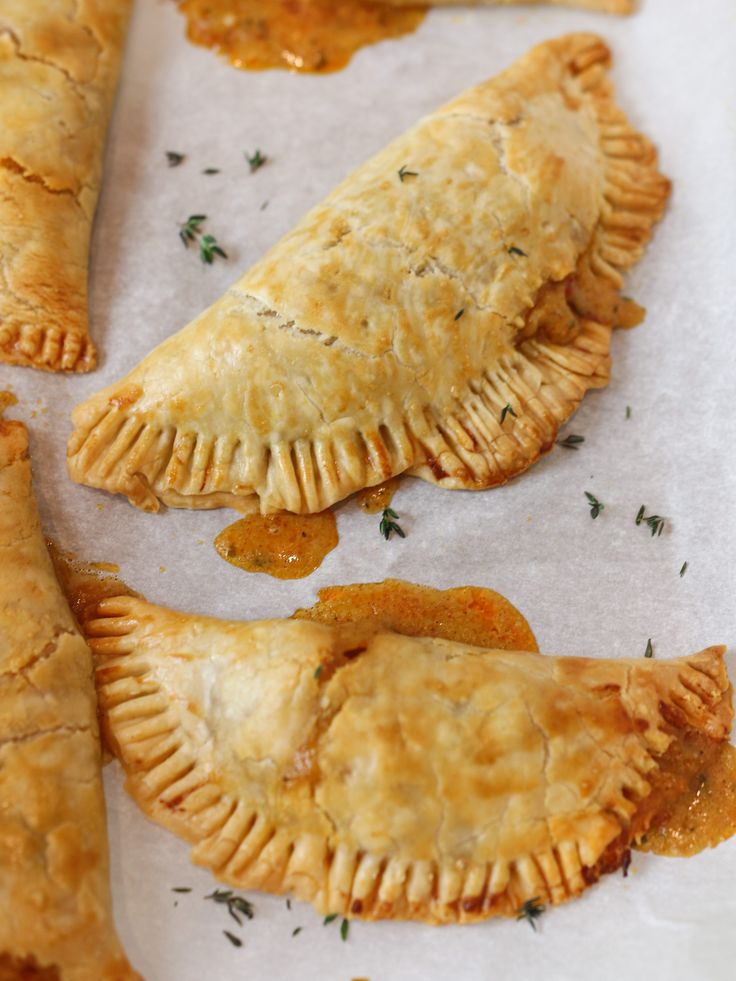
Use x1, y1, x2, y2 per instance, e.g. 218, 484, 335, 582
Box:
292, 578, 539, 653
176, 0, 427, 74
355, 477, 400, 514
215, 511, 339, 579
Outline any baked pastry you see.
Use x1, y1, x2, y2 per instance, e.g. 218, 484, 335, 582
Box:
389, 0, 634, 11
83, 593, 731, 923
0, 407, 139, 977
68, 33, 670, 514
0, 0, 132, 372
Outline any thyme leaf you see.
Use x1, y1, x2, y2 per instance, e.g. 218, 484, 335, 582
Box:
636, 506, 666, 537
379, 507, 405, 541
292, 927, 303, 937
584, 491, 604, 519
314, 664, 323, 679
205, 889, 254, 926
166, 151, 185, 167
508, 246, 528, 257
202, 167, 220, 175
398, 164, 418, 182
246, 149, 267, 172
199, 233, 228, 264
621, 850, 632, 877
171, 887, 192, 893
644, 638, 654, 658
556, 434, 584, 450
500, 403, 517, 424
323, 913, 338, 925
454, 308, 465, 321
625, 405, 632, 419
516, 897, 545, 930
680, 561, 688, 577
223, 930, 242, 948
340, 918, 349, 941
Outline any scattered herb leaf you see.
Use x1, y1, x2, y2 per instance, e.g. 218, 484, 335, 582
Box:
379, 507, 405, 541
199, 233, 228, 264
625, 405, 632, 419
636, 506, 666, 537
644, 638, 654, 658
292, 927, 303, 937
246, 149, 267, 172
203, 167, 220, 175
516, 897, 545, 931
260, 200, 269, 211
398, 164, 418, 182
286, 899, 292, 911
500, 403, 517, 424
323, 913, 338, 925
557, 434, 584, 450
166, 151, 185, 167
179, 214, 206, 247
680, 561, 688, 578
223, 930, 242, 948
621, 850, 632, 877
205, 889, 254, 926
508, 246, 528, 257
584, 491, 604, 519
454, 308, 465, 321
314, 664, 323, 680
171, 887, 192, 894
340, 918, 349, 941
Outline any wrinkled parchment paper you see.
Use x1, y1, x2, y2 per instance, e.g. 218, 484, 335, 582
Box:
2, 0, 735, 977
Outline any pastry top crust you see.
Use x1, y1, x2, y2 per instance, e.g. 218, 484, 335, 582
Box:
68, 32, 669, 514
85, 594, 731, 923
0, 413, 139, 978
0, 0, 132, 372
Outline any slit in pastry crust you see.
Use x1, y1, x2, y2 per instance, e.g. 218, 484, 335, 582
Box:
0, 1, 132, 372
0, 408, 139, 978
68, 32, 670, 511
82, 594, 731, 924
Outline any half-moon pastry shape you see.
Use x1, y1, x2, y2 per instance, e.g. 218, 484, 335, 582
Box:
0, 411, 139, 978
83, 594, 731, 924
0, 0, 132, 372
68, 33, 670, 514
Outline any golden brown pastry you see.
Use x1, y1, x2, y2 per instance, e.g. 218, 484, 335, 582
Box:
68, 33, 669, 514
0, 408, 139, 978
83, 593, 731, 924
0, 1, 132, 372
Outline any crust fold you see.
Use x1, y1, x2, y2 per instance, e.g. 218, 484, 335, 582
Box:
83, 595, 730, 924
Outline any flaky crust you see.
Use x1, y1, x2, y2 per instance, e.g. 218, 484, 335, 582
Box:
0, 415, 139, 978
68, 33, 669, 514
0, 1, 132, 372
83, 594, 731, 924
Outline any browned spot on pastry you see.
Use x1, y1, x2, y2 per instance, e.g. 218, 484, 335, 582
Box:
215, 510, 338, 579
351, 898, 364, 914
0, 953, 60, 980
109, 386, 142, 410
292, 579, 538, 653
176, 0, 426, 75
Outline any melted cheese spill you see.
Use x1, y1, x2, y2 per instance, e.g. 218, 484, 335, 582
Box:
215, 511, 338, 579
176, 0, 427, 74
293, 578, 539, 653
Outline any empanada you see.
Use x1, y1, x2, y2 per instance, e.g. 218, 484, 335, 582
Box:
390, 1, 634, 11
68, 33, 669, 514
0, 409, 138, 977
0, 0, 132, 372
84, 594, 731, 923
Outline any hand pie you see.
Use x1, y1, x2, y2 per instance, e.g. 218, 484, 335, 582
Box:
0, 410, 139, 977
0, 0, 132, 372
83, 594, 731, 923
68, 33, 670, 514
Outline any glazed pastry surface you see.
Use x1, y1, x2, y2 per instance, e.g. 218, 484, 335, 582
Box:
68, 33, 669, 513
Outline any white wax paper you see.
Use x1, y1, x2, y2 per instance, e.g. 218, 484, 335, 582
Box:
2, 0, 736, 977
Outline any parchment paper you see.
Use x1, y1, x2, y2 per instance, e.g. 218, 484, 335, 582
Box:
2, 0, 736, 977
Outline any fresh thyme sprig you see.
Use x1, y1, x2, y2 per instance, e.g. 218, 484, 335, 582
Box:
516, 897, 545, 931
508, 246, 528, 257
584, 492, 604, 519
179, 215, 228, 264
205, 889, 254, 926
246, 149, 267, 172
556, 434, 584, 450
398, 164, 418, 182
500, 403, 517, 424
635, 506, 666, 538
644, 638, 654, 658
166, 151, 185, 167
379, 507, 405, 540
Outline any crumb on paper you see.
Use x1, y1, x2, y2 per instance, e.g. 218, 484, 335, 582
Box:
159, 565, 166, 573
96, 503, 105, 511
